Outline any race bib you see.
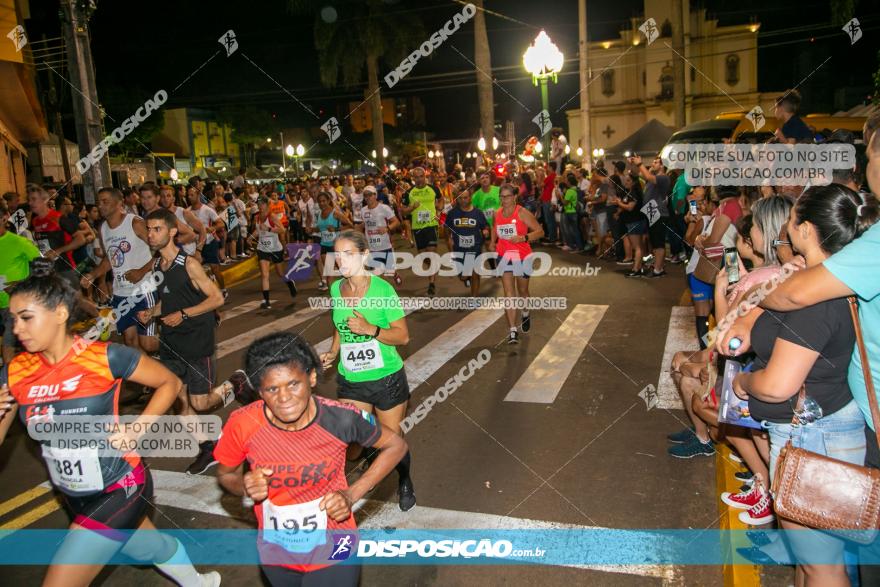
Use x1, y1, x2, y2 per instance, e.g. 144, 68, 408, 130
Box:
320, 230, 335, 243
42, 444, 103, 493
416, 209, 432, 223
458, 234, 475, 248
484, 208, 497, 222
341, 339, 384, 373
36, 239, 51, 254
367, 231, 383, 248
262, 496, 327, 554
259, 231, 281, 252
497, 223, 516, 240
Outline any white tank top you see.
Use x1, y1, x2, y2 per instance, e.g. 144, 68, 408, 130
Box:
256, 215, 283, 253
173, 207, 197, 255
100, 214, 156, 297
351, 192, 364, 223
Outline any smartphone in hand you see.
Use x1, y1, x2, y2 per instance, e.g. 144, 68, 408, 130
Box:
724, 247, 740, 284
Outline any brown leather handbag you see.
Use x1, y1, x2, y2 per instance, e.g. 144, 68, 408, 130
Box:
770, 298, 880, 544
692, 244, 725, 284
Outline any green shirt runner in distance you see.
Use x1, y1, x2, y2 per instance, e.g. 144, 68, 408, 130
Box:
331, 275, 405, 382
0, 231, 40, 309
407, 185, 440, 230
472, 185, 501, 227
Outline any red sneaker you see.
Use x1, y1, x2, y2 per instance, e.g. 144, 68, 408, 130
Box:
738, 490, 775, 525
720, 477, 762, 510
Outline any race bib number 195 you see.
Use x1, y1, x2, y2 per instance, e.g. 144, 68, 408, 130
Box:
262, 496, 328, 553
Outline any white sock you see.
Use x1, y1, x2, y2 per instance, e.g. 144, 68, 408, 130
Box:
155, 539, 203, 587
510, 326, 517, 333
522, 311, 530, 318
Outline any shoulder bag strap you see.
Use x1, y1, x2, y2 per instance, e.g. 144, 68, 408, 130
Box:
848, 296, 880, 448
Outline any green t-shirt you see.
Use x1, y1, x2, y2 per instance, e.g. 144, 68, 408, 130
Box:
331, 275, 405, 382
472, 185, 501, 226
671, 173, 690, 214
0, 231, 40, 308
563, 188, 578, 214
407, 185, 439, 230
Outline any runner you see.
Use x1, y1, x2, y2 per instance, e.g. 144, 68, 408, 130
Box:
472, 172, 502, 271
349, 178, 365, 233
161, 186, 207, 261
490, 184, 544, 344
0, 200, 40, 363
80, 188, 158, 355
27, 183, 84, 289
444, 185, 488, 297
361, 185, 402, 286
138, 208, 235, 475
187, 187, 227, 298
268, 191, 290, 249
214, 331, 406, 586
312, 192, 353, 292
400, 167, 442, 296
318, 230, 416, 511
0, 259, 220, 586
249, 197, 298, 310
140, 183, 197, 251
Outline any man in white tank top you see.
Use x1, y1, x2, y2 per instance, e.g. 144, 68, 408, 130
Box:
140, 183, 197, 253
80, 187, 158, 353
160, 186, 205, 258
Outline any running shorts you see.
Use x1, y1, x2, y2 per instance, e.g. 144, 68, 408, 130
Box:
202, 241, 221, 265
368, 249, 395, 273
62, 463, 152, 542
257, 249, 284, 264
454, 248, 483, 277
413, 227, 438, 250
110, 292, 157, 336
261, 562, 360, 587
163, 355, 215, 395
688, 273, 713, 302
496, 255, 533, 279
336, 368, 409, 411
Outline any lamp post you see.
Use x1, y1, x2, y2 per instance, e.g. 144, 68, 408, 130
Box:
523, 30, 563, 166
294, 143, 304, 177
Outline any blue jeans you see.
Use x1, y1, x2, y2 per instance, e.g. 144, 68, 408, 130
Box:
561, 213, 583, 249
541, 201, 558, 242
764, 400, 866, 565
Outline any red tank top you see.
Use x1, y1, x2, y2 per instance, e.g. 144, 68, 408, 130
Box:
494, 205, 532, 260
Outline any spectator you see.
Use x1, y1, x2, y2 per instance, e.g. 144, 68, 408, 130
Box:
773, 89, 812, 144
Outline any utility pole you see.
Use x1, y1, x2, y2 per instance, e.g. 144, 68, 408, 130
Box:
578, 0, 592, 164
671, 0, 686, 129
60, 0, 110, 203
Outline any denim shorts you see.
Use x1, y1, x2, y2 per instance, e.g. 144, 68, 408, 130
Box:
764, 400, 866, 564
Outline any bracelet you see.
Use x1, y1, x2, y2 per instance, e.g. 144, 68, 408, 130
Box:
374, 325, 381, 338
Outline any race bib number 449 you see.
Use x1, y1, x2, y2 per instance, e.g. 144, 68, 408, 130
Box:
341, 339, 384, 373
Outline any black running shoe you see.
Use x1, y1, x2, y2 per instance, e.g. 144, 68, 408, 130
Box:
507, 330, 519, 345
286, 280, 298, 299
398, 478, 416, 512
521, 313, 531, 333
186, 442, 218, 475
260, 300, 272, 310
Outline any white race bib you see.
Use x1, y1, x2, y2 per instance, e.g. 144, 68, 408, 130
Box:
259, 231, 281, 252
416, 210, 432, 223
367, 231, 383, 248
42, 444, 103, 492
320, 230, 335, 243
497, 223, 516, 240
459, 234, 475, 248
341, 339, 384, 373
262, 496, 327, 553
484, 208, 497, 222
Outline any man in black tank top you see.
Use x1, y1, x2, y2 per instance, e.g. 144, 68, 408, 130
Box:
138, 209, 236, 475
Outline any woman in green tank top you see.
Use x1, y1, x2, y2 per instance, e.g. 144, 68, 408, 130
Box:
319, 230, 416, 511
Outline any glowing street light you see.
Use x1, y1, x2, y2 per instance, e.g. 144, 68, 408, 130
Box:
428, 150, 435, 158
477, 137, 486, 152
266, 137, 272, 143
285, 145, 294, 157
564, 144, 570, 155
295, 144, 305, 156
491, 137, 499, 151
576, 147, 583, 157
535, 142, 543, 154
523, 30, 563, 163
383, 147, 389, 158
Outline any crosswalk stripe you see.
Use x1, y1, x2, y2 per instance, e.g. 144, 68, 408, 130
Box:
216, 307, 326, 359
0, 497, 62, 531
403, 310, 503, 392
0, 483, 51, 518
504, 305, 608, 403
656, 306, 697, 410
150, 469, 673, 580
221, 299, 277, 321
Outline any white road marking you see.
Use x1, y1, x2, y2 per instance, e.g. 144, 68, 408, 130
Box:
504, 305, 608, 403
150, 469, 675, 581
216, 307, 326, 359
656, 306, 698, 410
221, 299, 277, 321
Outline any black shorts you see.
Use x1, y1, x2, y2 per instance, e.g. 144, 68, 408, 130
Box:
321, 245, 335, 255
163, 355, 216, 395
257, 249, 284, 264
62, 463, 152, 542
262, 563, 360, 587
454, 248, 483, 277
413, 226, 438, 250
202, 241, 221, 265
337, 368, 410, 411
648, 217, 669, 249
228, 226, 241, 242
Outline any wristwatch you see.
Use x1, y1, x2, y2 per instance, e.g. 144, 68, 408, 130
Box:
180, 309, 189, 321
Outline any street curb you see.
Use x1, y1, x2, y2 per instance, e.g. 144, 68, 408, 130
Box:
716, 444, 762, 587
221, 256, 259, 288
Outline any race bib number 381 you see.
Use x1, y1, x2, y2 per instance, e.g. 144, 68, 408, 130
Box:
42, 445, 103, 492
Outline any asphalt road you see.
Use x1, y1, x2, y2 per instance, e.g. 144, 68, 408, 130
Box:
0, 239, 727, 586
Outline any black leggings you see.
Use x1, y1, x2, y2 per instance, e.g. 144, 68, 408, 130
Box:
261, 563, 360, 587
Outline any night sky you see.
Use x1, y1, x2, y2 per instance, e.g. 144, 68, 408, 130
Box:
25, 0, 880, 145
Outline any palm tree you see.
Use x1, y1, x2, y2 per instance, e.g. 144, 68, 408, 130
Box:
472, 0, 495, 147
290, 0, 425, 168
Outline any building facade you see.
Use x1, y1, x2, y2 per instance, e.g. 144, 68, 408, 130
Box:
152, 107, 240, 175
566, 0, 781, 154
